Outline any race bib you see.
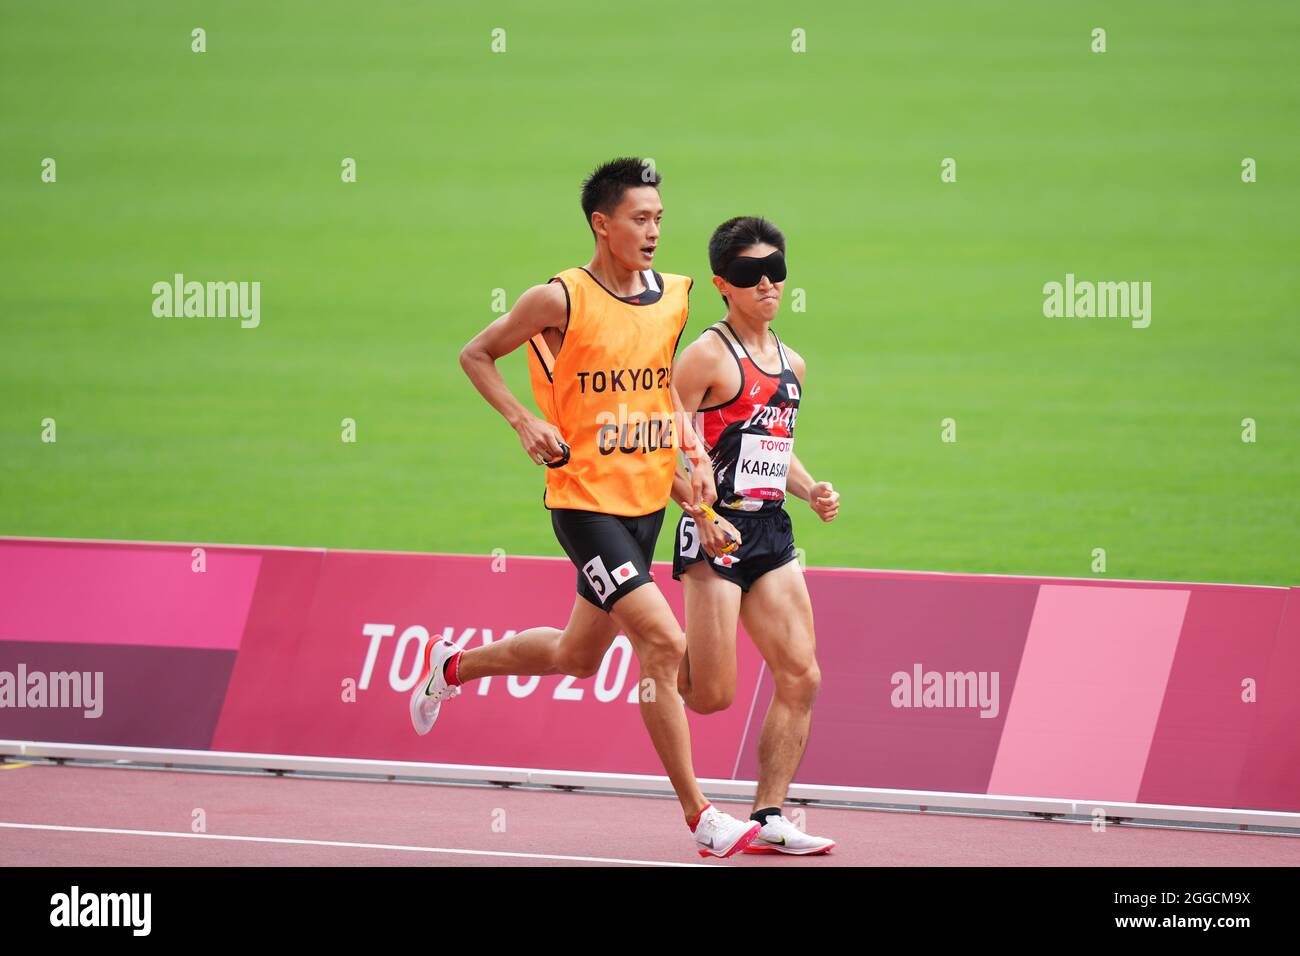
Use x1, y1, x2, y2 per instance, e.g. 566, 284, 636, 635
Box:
734, 433, 792, 499
678, 517, 700, 558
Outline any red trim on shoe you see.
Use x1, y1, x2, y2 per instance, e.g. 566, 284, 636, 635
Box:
742, 839, 837, 856
444, 651, 463, 687
698, 821, 761, 858
418, 640, 437, 691
723, 821, 762, 858
686, 804, 712, 833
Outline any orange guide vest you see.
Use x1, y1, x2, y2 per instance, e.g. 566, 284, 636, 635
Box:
527, 266, 692, 516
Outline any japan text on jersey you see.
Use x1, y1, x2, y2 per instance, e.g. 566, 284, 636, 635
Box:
693, 322, 801, 514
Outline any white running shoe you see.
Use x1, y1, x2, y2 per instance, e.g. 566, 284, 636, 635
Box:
409, 640, 462, 736
693, 805, 761, 859
743, 814, 836, 855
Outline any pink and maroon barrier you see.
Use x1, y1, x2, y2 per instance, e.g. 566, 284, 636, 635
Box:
1, 537, 1296, 813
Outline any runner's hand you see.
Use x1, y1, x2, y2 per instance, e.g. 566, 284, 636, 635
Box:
515, 414, 567, 466
699, 512, 742, 558
809, 481, 839, 522
680, 500, 742, 559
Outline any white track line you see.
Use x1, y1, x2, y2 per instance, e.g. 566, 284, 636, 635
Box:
0, 822, 717, 868
732, 660, 767, 780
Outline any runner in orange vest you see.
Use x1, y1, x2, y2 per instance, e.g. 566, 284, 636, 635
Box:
410, 158, 761, 858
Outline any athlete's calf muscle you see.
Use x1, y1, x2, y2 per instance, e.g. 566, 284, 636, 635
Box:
553, 599, 621, 678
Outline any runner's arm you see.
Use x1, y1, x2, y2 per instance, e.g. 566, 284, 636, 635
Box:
786, 453, 817, 502
785, 348, 815, 501
667, 338, 742, 551
670, 337, 721, 506
790, 453, 839, 521
672, 381, 716, 507
783, 351, 839, 521
459, 283, 568, 463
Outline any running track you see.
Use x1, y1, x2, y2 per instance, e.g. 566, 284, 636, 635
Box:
1, 763, 1296, 867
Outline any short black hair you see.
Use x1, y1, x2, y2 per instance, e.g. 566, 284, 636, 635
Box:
581, 157, 662, 234
708, 216, 786, 303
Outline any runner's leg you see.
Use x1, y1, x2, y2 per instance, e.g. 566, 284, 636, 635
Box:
455, 595, 619, 681
677, 561, 742, 714
609, 583, 708, 819
737, 559, 820, 811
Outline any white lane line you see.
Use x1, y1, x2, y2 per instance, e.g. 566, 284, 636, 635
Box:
732, 660, 767, 780
0, 822, 718, 868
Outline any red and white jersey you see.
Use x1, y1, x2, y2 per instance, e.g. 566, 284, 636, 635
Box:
692, 321, 801, 515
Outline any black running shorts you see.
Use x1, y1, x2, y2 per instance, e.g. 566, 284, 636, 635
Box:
551, 507, 666, 611
672, 507, 798, 592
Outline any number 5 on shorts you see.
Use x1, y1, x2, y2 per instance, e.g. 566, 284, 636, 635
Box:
582, 555, 615, 600
679, 517, 700, 558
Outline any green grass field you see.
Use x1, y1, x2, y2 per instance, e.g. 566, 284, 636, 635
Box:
2, 2, 1297, 585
